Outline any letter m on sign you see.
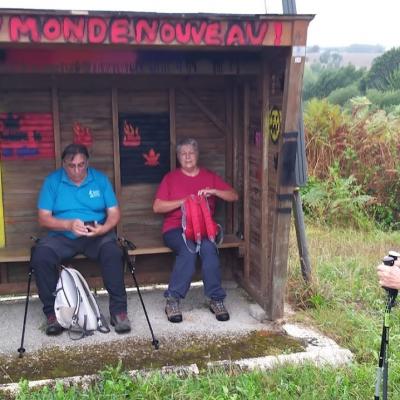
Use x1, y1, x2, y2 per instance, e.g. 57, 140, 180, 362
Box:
9, 16, 40, 42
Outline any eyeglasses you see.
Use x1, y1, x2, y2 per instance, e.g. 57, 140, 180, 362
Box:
64, 161, 87, 171
179, 151, 197, 158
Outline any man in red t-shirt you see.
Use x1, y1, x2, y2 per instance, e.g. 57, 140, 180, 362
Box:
153, 138, 238, 323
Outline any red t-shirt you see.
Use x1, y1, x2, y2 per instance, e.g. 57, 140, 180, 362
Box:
155, 168, 233, 233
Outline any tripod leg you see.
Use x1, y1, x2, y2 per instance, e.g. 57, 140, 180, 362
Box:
17, 267, 33, 358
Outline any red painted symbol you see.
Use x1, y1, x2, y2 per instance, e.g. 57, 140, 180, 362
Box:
122, 120, 141, 147
274, 22, 283, 46
143, 148, 160, 166
1, 112, 54, 160
73, 122, 93, 147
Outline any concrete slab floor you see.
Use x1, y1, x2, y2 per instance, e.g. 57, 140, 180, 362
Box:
0, 281, 353, 396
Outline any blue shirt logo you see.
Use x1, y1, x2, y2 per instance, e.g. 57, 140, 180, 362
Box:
89, 189, 101, 198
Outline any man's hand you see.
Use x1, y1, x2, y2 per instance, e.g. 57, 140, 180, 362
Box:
70, 219, 91, 237
377, 262, 400, 289
84, 222, 105, 237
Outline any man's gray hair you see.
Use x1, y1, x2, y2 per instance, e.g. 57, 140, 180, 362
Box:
176, 138, 199, 155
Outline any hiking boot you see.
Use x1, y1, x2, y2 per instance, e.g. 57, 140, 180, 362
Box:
46, 314, 63, 336
165, 297, 182, 323
209, 299, 230, 321
110, 312, 131, 334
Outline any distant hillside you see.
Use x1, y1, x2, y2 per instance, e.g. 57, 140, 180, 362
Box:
306, 52, 381, 69
305, 44, 385, 69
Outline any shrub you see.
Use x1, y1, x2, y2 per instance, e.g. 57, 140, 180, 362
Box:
366, 88, 400, 110
303, 97, 400, 229
301, 164, 373, 230
303, 99, 346, 177
327, 84, 360, 106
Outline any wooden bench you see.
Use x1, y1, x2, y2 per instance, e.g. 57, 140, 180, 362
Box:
0, 233, 244, 295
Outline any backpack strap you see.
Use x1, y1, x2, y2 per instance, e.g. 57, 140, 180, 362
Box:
198, 195, 217, 243
198, 195, 223, 250
189, 195, 202, 252
74, 269, 110, 334
62, 267, 110, 340
62, 267, 88, 340
68, 289, 88, 341
181, 196, 200, 254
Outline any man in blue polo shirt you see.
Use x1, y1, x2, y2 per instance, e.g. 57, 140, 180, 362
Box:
30, 143, 131, 335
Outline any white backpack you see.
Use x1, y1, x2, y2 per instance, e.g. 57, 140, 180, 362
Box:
54, 266, 110, 340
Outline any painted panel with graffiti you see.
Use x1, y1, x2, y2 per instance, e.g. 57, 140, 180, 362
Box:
119, 113, 170, 185
0, 112, 55, 160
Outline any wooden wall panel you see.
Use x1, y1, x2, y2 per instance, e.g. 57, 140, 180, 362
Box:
232, 85, 244, 237
1, 90, 54, 247
58, 90, 114, 180
247, 82, 263, 288
176, 89, 226, 175
118, 90, 169, 114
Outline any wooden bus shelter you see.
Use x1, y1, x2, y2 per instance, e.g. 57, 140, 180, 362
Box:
0, 8, 312, 320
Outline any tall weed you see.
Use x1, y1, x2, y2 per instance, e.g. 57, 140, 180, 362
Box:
301, 163, 373, 230
304, 98, 400, 229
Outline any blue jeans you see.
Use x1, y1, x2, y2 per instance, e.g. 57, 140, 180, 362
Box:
163, 228, 226, 301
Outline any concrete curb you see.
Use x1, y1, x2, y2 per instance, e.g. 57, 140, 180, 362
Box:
208, 323, 354, 370
207, 348, 353, 370
0, 323, 353, 398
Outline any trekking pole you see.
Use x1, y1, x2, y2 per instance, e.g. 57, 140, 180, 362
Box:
17, 236, 39, 358
374, 252, 399, 400
118, 237, 159, 350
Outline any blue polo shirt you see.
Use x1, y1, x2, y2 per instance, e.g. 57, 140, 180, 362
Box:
38, 167, 118, 239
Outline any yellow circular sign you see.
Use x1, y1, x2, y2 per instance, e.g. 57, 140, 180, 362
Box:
269, 107, 281, 143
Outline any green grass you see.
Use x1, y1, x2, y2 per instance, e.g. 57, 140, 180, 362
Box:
10, 224, 400, 399
12, 363, 398, 399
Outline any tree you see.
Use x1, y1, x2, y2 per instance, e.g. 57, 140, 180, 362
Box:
365, 47, 400, 91
303, 65, 366, 100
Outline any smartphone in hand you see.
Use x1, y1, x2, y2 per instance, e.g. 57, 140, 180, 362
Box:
84, 221, 96, 227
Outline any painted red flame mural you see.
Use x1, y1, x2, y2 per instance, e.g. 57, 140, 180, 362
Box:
122, 120, 141, 147
73, 122, 93, 147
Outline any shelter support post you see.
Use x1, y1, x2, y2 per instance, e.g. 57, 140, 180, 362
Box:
267, 20, 309, 320
292, 188, 312, 282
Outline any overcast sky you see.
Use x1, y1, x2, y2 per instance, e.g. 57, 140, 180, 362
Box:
0, 0, 397, 49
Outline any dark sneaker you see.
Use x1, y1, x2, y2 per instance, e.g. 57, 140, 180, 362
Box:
46, 314, 63, 336
110, 312, 131, 334
165, 297, 182, 323
209, 300, 230, 321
